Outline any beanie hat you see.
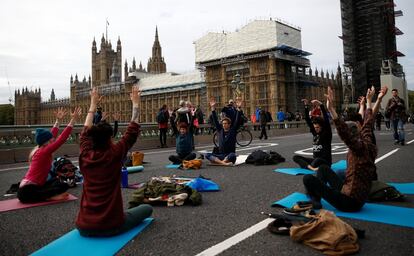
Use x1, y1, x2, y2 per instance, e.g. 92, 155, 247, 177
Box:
35, 128, 53, 146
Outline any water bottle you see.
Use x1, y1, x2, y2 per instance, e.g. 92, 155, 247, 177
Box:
121, 166, 128, 188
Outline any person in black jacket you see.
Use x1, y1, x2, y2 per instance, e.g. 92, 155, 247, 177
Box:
292, 99, 332, 170
259, 109, 268, 140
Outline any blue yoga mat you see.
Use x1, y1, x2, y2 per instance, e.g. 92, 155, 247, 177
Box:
186, 177, 220, 192
166, 164, 181, 169
388, 183, 414, 195
127, 165, 144, 173
31, 218, 154, 256
272, 192, 414, 228
331, 160, 347, 172
273, 168, 315, 175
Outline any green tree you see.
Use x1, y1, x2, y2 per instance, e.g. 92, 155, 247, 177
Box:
408, 90, 414, 114
0, 104, 14, 125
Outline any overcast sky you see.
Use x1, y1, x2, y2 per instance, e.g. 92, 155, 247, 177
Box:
0, 0, 412, 104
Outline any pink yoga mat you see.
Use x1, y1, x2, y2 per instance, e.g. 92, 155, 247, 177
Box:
0, 194, 77, 213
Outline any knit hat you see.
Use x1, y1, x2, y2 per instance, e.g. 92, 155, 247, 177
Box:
35, 128, 53, 146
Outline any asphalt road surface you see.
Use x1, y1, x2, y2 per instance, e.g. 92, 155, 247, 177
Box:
1, 125, 413, 256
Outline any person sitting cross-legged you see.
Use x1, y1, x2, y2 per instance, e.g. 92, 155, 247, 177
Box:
76, 86, 152, 237
302, 86, 387, 212
205, 97, 243, 166
168, 122, 197, 165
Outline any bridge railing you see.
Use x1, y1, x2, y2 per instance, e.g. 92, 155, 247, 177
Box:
0, 121, 307, 148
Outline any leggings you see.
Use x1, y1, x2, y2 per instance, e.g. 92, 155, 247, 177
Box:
17, 178, 69, 203
169, 152, 197, 164
293, 155, 330, 169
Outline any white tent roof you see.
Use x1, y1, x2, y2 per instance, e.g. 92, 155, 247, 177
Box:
194, 20, 302, 63
138, 71, 204, 93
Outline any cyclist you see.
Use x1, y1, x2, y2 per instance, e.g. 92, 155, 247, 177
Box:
206, 97, 243, 166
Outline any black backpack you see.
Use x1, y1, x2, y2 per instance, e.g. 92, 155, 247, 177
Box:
51, 157, 79, 187
246, 150, 285, 165
368, 181, 404, 202
157, 110, 167, 123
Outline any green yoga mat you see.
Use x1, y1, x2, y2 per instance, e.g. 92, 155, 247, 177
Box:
31, 218, 154, 256
272, 192, 414, 228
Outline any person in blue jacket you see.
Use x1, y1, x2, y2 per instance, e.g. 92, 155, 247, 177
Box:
205, 97, 243, 166
168, 122, 197, 164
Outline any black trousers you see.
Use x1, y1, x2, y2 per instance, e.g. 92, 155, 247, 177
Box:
303, 165, 363, 212
17, 178, 69, 203
293, 155, 330, 169
259, 124, 268, 139
159, 128, 168, 146
168, 152, 197, 164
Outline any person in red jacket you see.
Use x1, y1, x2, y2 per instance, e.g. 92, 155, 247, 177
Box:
17, 107, 82, 203
76, 86, 152, 237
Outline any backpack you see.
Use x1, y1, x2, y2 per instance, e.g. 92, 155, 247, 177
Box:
246, 150, 285, 165
368, 181, 404, 202
51, 157, 79, 187
157, 110, 167, 123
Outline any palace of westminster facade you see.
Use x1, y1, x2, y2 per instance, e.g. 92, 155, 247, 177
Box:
14, 20, 343, 125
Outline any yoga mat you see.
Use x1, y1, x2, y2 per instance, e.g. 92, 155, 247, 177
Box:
387, 183, 414, 195
331, 160, 347, 172
126, 165, 144, 173
166, 164, 181, 169
272, 192, 414, 228
0, 194, 77, 213
273, 168, 315, 175
126, 183, 145, 189
31, 218, 154, 256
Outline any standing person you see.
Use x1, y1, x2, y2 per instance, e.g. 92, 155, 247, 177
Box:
194, 106, 204, 135
76, 86, 152, 237
292, 99, 332, 170
386, 89, 406, 145
265, 110, 272, 130
375, 111, 383, 131
295, 110, 301, 128
17, 107, 82, 203
205, 97, 243, 166
157, 104, 169, 148
93, 107, 103, 125
259, 108, 268, 140
170, 108, 178, 137
168, 122, 197, 164
277, 109, 285, 129
301, 86, 387, 212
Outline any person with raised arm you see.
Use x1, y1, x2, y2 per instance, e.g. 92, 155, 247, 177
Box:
292, 99, 332, 171
17, 106, 82, 203
76, 86, 152, 237
301, 86, 387, 212
205, 97, 243, 166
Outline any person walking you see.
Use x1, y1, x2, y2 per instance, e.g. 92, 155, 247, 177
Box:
76, 86, 152, 237
157, 104, 169, 148
386, 89, 407, 145
259, 108, 268, 140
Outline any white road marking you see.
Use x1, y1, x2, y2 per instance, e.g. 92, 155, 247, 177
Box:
375, 149, 399, 164
198, 143, 278, 154
294, 143, 348, 156
407, 139, 414, 145
194, 218, 274, 256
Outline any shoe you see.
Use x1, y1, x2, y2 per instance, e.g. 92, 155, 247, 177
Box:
394, 140, 400, 145
264, 137, 268, 140
400, 141, 405, 146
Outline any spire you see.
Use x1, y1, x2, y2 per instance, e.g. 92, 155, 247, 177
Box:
88, 75, 91, 85
75, 73, 78, 82
155, 26, 159, 42
92, 37, 96, 46
132, 57, 136, 70
50, 89, 55, 101
70, 74, 73, 84
139, 61, 143, 71
117, 36, 121, 45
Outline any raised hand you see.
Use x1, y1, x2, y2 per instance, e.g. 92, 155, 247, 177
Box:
112, 112, 121, 121
311, 99, 322, 106
54, 107, 67, 120
130, 85, 141, 106
378, 86, 388, 99
366, 86, 375, 101
90, 87, 102, 107
70, 107, 82, 121
209, 97, 216, 108
235, 97, 243, 108
325, 87, 334, 111
357, 96, 366, 107
101, 111, 109, 121
301, 99, 309, 105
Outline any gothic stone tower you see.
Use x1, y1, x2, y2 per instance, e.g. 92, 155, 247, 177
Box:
92, 35, 122, 87
147, 27, 167, 74
14, 87, 41, 125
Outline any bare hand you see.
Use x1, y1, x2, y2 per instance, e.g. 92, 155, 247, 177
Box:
357, 96, 366, 107
101, 111, 109, 121
54, 107, 67, 120
71, 107, 82, 121
90, 87, 103, 106
366, 86, 375, 101
311, 99, 322, 106
378, 86, 388, 99
301, 99, 309, 105
130, 85, 141, 106
325, 87, 334, 111
235, 97, 243, 108
209, 97, 216, 108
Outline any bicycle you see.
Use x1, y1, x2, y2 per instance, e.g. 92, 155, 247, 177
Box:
212, 125, 253, 147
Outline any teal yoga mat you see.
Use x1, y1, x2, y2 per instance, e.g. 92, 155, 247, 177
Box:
273, 168, 315, 175
272, 192, 414, 228
166, 164, 181, 169
331, 160, 347, 172
388, 183, 414, 195
31, 218, 154, 256
127, 165, 144, 173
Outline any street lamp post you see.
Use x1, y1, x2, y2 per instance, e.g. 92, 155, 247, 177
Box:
231, 72, 245, 98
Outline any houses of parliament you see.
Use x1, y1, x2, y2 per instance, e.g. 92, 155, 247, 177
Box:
14, 20, 344, 125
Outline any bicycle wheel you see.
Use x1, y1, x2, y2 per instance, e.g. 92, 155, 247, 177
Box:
236, 129, 252, 147
213, 132, 219, 147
